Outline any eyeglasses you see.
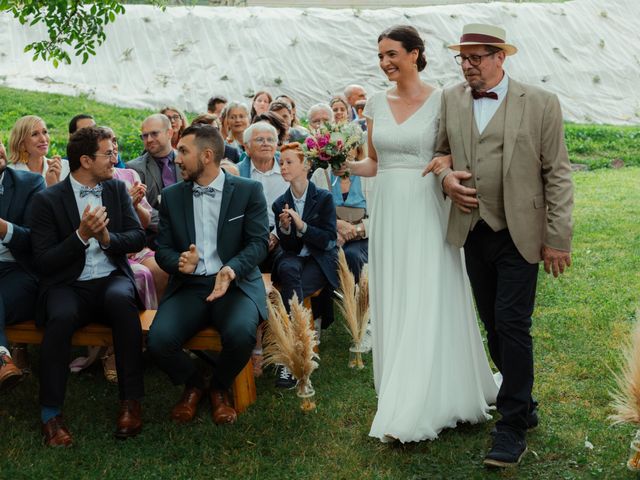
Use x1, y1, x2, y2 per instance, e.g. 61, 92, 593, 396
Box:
166, 114, 181, 122
93, 151, 117, 158
252, 136, 277, 145
454, 52, 497, 66
140, 130, 162, 140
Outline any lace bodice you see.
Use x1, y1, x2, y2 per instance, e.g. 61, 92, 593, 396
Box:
363, 89, 441, 171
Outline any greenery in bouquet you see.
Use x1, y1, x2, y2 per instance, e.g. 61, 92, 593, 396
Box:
303, 122, 365, 176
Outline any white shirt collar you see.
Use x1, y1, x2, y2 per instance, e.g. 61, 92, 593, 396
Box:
69, 172, 96, 192
250, 158, 280, 176
197, 169, 226, 192
292, 183, 309, 203
486, 72, 509, 98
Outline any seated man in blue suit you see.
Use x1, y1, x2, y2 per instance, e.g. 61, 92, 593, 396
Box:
272, 143, 338, 388
29, 127, 146, 446
148, 124, 269, 425
0, 140, 45, 391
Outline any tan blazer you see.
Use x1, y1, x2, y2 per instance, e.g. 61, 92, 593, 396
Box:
435, 78, 573, 264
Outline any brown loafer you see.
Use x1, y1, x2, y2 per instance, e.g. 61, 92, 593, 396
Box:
42, 415, 73, 447
0, 353, 23, 393
115, 399, 142, 439
170, 387, 203, 423
210, 388, 237, 425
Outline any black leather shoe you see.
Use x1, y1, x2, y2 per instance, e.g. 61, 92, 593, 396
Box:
484, 430, 527, 468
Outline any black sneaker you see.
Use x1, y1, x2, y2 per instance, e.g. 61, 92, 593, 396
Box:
274, 365, 296, 389
484, 430, 527, 468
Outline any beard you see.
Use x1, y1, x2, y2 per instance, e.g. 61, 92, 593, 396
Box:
185, 158, 206, 183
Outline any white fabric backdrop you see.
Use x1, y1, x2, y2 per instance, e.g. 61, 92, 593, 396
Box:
1, 0, 638, 124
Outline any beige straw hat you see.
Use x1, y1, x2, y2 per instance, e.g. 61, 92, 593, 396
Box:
448, 23, 518, 56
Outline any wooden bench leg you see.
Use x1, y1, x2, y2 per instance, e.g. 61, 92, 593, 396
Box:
232, 360, 257, 413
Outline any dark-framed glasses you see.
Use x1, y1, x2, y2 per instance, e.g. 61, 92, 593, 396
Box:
454, 52, 496, 66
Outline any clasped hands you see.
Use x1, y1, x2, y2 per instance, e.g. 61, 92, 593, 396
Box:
178, 244, 236, 301
278, 203, 304, 232
77, 204, 110, 246
128, 181, 147, 207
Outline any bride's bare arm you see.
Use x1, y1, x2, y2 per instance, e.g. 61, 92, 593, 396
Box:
346, 118, 378, 177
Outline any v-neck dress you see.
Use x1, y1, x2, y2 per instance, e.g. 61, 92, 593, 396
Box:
364, 89, 498, 443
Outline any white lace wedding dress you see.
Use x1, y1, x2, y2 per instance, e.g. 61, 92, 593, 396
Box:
365, 89, 499, 443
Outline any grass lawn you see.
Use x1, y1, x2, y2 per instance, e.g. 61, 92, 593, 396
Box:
1, 169, 639, 479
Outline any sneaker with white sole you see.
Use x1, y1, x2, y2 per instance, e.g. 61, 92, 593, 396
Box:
274, 365, 296, 389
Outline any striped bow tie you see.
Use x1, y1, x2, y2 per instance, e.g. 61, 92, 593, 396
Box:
79, 184, 103, 198
193, 185, 216, 198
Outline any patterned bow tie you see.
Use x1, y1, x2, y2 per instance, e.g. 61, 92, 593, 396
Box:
193, 185, 216, 198
79, 184, 103, 198
471, 90, 498, 100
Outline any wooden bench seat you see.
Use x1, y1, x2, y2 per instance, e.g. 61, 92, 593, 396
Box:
5, 311, 256, 413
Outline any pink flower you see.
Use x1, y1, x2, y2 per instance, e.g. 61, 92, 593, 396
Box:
305, 137, 318, 149
317, 134, 330, 148
336, 139, 344, 149
319, 152, 331, 161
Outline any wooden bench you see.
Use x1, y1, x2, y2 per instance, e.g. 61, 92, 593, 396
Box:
5, 310, 257, 413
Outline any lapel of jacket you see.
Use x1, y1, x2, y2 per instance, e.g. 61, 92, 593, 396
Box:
457, 84, 474, 165
302, 182, 317, 220
101, 180, 117, 228
146, 153, 163, 193
61, 177, 81, 229
217, 174, 235, 241
0, 169, 15, 220
173, 150, 184, 184
502, 78, 526, 177
182, 182, 196, 244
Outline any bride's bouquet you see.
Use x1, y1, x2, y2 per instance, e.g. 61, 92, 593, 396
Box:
303, 122, 365, 177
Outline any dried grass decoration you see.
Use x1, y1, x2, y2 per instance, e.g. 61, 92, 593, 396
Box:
263, 289, 319, 412
335, 249, 369, 369
609, 309, 640, 471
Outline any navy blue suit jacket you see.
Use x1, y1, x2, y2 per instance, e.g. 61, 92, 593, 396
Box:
29, 176, 145, 324
272, 181, 338, 289
0, 168, 45, 271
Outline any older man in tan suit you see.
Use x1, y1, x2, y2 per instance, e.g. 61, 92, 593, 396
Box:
432, 24, 573, 468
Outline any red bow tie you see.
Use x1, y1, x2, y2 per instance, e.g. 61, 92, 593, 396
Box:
471, 90, 498, 100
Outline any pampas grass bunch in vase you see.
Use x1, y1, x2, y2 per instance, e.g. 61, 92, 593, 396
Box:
609, 309, 640, 471
335, 249, 369, 369
263, 289, 319, 412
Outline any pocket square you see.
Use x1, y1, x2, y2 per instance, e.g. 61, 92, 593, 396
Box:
228, 214, 244, 222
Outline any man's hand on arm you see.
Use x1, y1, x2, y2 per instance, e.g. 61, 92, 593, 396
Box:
442, 171, 479, 213
542, 245, 571, 278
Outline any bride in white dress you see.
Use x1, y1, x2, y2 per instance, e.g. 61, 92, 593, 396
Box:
346, 26, 498, 443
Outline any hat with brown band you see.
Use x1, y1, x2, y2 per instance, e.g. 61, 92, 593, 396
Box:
448, 23, 518, 56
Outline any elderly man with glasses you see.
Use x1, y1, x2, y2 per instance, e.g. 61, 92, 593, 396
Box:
236, 122, 289, 272
28, 126, 146, 446
128, 113, 183, 248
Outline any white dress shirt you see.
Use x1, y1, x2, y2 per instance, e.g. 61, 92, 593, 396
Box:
0, 171, 16, 263
193, 170, 225, 276
473, 73, 509, 134
250, 159, 288, 228
69, 174, 116, 281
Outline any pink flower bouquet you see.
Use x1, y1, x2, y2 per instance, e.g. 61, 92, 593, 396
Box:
303, 122, 365, 177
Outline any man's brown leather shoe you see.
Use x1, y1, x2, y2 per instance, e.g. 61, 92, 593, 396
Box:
115, 399, 142, 439
42, 415, 73, 447
210, 388, 237, 425
170, 387, 203, 423
0, 353, 23, 393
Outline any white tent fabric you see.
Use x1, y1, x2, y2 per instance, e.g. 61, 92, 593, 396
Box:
0, 0, 638, 124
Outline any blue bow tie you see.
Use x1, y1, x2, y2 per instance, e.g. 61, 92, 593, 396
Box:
193, 185, 216, 198
79, 184, 103, 198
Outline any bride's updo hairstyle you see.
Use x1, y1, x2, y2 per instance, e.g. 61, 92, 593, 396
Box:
378, 25, 427, 72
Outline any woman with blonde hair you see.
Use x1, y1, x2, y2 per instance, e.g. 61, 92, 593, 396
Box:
9, 115, 69, 187
223, 102, 251, 152
160, 106, 187, 149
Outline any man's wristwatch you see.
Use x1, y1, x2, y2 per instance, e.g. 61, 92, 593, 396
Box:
355, 223, 363, 237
